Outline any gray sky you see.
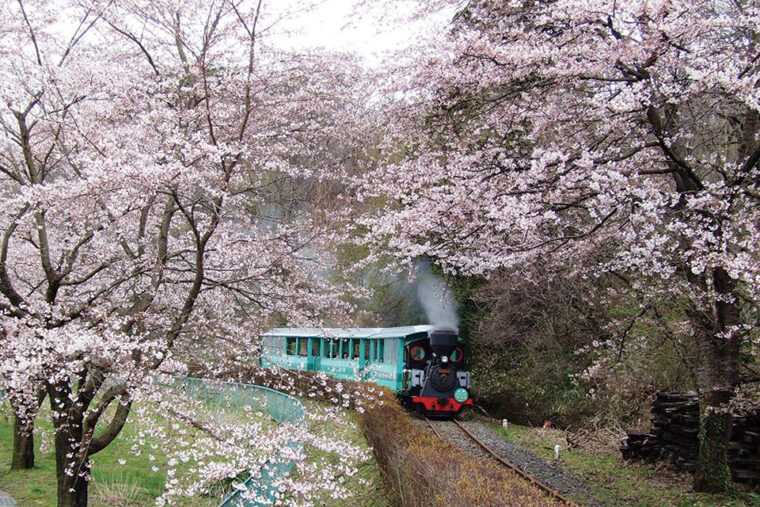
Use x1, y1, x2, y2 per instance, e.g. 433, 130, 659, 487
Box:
274, 1, 455, 65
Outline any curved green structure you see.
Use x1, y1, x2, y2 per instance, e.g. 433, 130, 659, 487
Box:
170, 376, 305, 506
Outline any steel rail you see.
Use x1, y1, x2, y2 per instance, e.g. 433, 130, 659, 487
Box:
450, 419, 578, 506
424, 416, 444, 441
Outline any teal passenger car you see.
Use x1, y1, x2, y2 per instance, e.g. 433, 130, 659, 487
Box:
259, 325, 435, 392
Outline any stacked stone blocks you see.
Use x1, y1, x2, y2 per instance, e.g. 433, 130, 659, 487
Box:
621, 392, 759, 488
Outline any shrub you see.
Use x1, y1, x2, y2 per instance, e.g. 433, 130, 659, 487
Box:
471, 268, 697, 429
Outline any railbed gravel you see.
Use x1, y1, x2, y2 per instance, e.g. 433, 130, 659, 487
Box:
416, 416, 597, 505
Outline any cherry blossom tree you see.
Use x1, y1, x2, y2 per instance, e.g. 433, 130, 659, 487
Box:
0, 0, 369, 505
361, 0, 760, 492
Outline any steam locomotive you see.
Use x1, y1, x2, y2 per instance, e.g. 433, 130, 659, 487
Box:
259, 325, 472, 417
402, 327, 472, 416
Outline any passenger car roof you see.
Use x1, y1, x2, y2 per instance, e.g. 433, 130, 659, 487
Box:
263, 325, 435, 339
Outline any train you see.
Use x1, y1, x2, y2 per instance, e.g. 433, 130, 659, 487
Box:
259, 325, 472, 416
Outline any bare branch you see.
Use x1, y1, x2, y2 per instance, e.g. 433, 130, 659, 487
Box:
17, 0, 42, 66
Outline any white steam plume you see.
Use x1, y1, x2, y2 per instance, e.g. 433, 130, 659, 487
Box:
414, 261, 459, 332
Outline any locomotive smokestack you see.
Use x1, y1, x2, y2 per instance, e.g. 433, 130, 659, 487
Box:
429, 327, 459, 357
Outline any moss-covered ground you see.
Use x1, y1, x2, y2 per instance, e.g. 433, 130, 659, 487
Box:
493, 422, 760, 507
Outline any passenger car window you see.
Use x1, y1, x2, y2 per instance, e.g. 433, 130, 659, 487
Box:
298, 338, 308, 357
312, 339, 320, 357
384, 339, 397, 363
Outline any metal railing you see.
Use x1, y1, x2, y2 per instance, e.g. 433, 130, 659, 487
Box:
169, 376, 305, 506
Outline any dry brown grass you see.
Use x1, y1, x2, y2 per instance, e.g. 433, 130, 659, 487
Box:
358, 390, 559, 507
90, 477, 143, 506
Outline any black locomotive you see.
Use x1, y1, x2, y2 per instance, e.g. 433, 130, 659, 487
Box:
402, 327, 472, 417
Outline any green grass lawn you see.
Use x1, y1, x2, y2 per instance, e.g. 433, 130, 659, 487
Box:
492, 422, 760, 507
0, 397, 270, 506
0, 394, 390, 506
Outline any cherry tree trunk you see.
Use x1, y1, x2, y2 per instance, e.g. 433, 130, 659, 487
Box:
11, 414, 34, 469
10, 388, 45, 470
56, 473, 89, 507
53, 428, 89, 507
48, 382, 89, 507
694, 387, 733, 492
692, 268, 740, 493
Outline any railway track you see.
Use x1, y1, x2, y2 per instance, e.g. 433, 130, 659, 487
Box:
423, 417, 578, 506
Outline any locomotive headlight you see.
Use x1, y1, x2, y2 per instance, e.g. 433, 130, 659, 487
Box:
441, 356, 449, 363
454, 387, 469, 403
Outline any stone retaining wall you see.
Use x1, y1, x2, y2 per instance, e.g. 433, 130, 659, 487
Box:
621, 392, 759, 488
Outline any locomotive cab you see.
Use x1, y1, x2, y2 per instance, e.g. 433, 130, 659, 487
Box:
404, 327, 472, 417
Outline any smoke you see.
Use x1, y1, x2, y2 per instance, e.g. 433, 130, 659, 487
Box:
414, 261, 459, 332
